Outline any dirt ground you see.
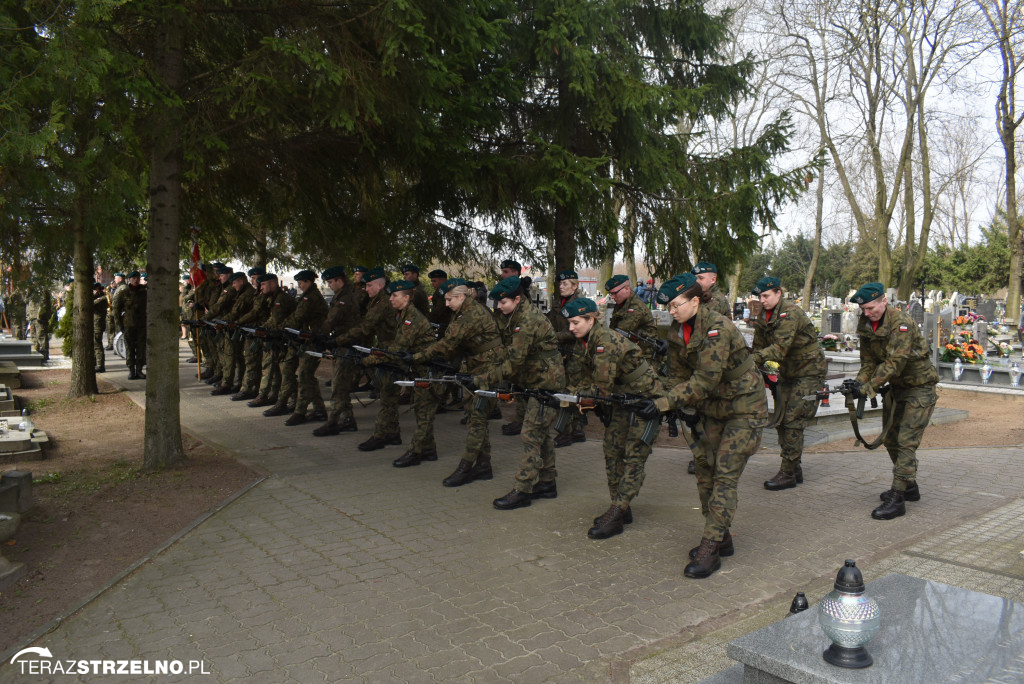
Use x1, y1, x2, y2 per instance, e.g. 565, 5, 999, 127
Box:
0, 370, 257, 655
804, 385, 1024, 452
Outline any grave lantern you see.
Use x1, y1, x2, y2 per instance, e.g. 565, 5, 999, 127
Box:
819, 559, 880, 669
1009, 363, 1022, 388
953, 358, 964, 381
980, 363, 993, 384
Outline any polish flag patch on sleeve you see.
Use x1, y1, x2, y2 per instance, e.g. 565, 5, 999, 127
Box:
514, 326, 521, 333
779, 312, 788, 318
899, 325, 909, 332
596, 346, 605, 353
404, 320, 412, 325
708, 330, 719, 338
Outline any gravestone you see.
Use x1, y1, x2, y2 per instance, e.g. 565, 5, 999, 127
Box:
907, 300, 924, 325
977, 299, 997, 321
938, 308, 954, 349
922, 312, 938, 350
825, 310, 842, 333
841, 310, 859, 335
974, 320, 988, 352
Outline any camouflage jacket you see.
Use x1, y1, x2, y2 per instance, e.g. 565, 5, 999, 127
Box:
115, 284, 147, 329
417, 296, 505, 375
322, 284, 364, 346
350, 289, 399, 346
263, 288, 298, 329
570, 322, 663, 398
856, 305, 939, 394
380, 304, 434, 357
750, 298, 826, 381
428, 287, 452, 338
93, 294, 108, 329
609, 293, 657, 338
707, 283, 732, 318
203, 279, 234, 319
355, 282, 370, 316
664, 305, 767, 421
280, 284, 328, 333
203, 279, 224, 318
411, 283, 431, 317
547, 290, 581, 345
235, 290, 272, 327
482, 299, 564, 390
224, 283, 256, 322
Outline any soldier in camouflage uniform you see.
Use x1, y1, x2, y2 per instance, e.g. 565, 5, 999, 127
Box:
606, 274, 660, 360
115, 271, 148, 380
850, 282, 939, 520
496, 260, 533, 436
352, 266, 371, 316
264, 270, 328, 423
211, 273, 256, 395
563, 297, 666, 539
413, 278, 507, 487
250, 274, 296, 407
230, 267, 270, 401
748, 276, 826, 490
479, 276, 566, 509
201, 265, 238, 387
92, 282, 108, 372
547, 269, 587, 447
400, 264, 431, 316
365, 280, 440, 465
106, 273, 126, 349
657, 272, 767, 579
312, 266, 364, 436
348, 267, 402, 449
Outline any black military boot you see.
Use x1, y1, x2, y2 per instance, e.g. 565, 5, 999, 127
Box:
392, 450, 423, 468
554, 430, 586, 448
210, 385, 234, 396
135, 367, 146, 379
232, 390, 258, 402
127, 369, 138, 380
442, 460, 476, 487
283, 413, 307, 426
488, 405, 503, 420
501, 422, 523, 436
308, 409, 328, 422
689, 531, 734, 559
871, 491, 906, 520
337, 417, 358, 432
879, 481, 920, 502
247, 393, 273, 408
468, 454, 493, 481
263, 403, 290, 417
764, 469, 797, 490
358, 434, 402, 452
417, 448, 438, 462
531, 480, 557, 499
493, 489, 532, 510
313, 421, 341, 437
683, 538, 722, 579
588, 506, 625, 539
594, 507, 633, 525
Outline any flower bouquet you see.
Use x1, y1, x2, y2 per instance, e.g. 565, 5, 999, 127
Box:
819, 334, 840, 351
941, 334, 985, 363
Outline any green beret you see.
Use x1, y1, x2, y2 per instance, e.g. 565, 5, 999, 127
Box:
386, 280, 416, 295
321, 265, 346, 281
692, 261, 717, 275
401, 263, 419, 273
215, 265, 232, 275
555, 269, 578, 282
657, 273, 698, 304
851, 282, 885, 305
561, 297, 598, 318
127, 270, 141, 279
752, 276, 781, 295
489, 276, 522, 301
437, 277, 469, 296
247, 267, 266, 277
364, 266, 387, 281
428, 269, 447, 279
212, 262, 226, 269
500, 259, 522, 271
93, 282, 104, 289
352, 265, 368, 274
294, 269, 316, 282
182, 273, 191, 281
257, 273, 277, 283
605, 274, 629, 291
140, 272, 148, 278
114, 272, 126, 278
229, 272, 246, 282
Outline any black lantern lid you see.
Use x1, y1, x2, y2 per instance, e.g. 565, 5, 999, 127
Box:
834, 559, 865, 593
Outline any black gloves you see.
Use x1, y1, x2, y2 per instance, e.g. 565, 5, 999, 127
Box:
634, 399, 661, 421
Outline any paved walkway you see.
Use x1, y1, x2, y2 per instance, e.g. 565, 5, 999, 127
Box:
2, 344, 1022, 683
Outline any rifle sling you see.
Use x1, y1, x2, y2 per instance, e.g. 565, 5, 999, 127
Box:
846, 392, 896, 450
721, 355, 755, 383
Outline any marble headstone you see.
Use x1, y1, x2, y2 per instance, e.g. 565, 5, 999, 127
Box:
977, 299, 997, 321
907, 300, 924, 325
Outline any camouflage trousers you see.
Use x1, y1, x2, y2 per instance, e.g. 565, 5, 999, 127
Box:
123, 325, 146, 373
882, 384, 937, 490
259, 343, 285, 397
775, 376, 823, 472
513, 397, 558, 493
462, 393, 495, 464
693, 416, 762, 542
277, 346, 301, 404
327, 359, 360, 425
240, 339, 263, 393
513, 395, 527, 425
602, 406, 653, 508
201, 329, 219, 373
219, 335, 245, 388
107, 312, 118, 344
294, 354, 326, 416
371, 367, 400, 438
410, 384, 440, 453
93, 325, 106, 369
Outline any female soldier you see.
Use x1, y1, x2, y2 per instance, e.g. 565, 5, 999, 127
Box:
547, 270, 587, 447
363, 280, 439, 467
562, 298, 665, 540
656, 273, 767, 579
748, 276, 826, 490
479, 276, 566, 510
412, 278, 506, 487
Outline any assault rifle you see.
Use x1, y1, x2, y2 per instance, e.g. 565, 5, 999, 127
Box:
472, 386, 561, 407
804, 379, 893, 449
614, 328, 669, 358
552, 392, 662, 445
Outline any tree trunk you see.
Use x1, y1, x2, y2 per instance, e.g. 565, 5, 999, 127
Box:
69, 218, 98, 397
254, 225, 268, 270
143, 6, 186, 471
553, 203, 575, 274
801, 169, 825, 311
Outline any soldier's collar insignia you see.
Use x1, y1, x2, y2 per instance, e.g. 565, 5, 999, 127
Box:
708, 329, 719, 337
